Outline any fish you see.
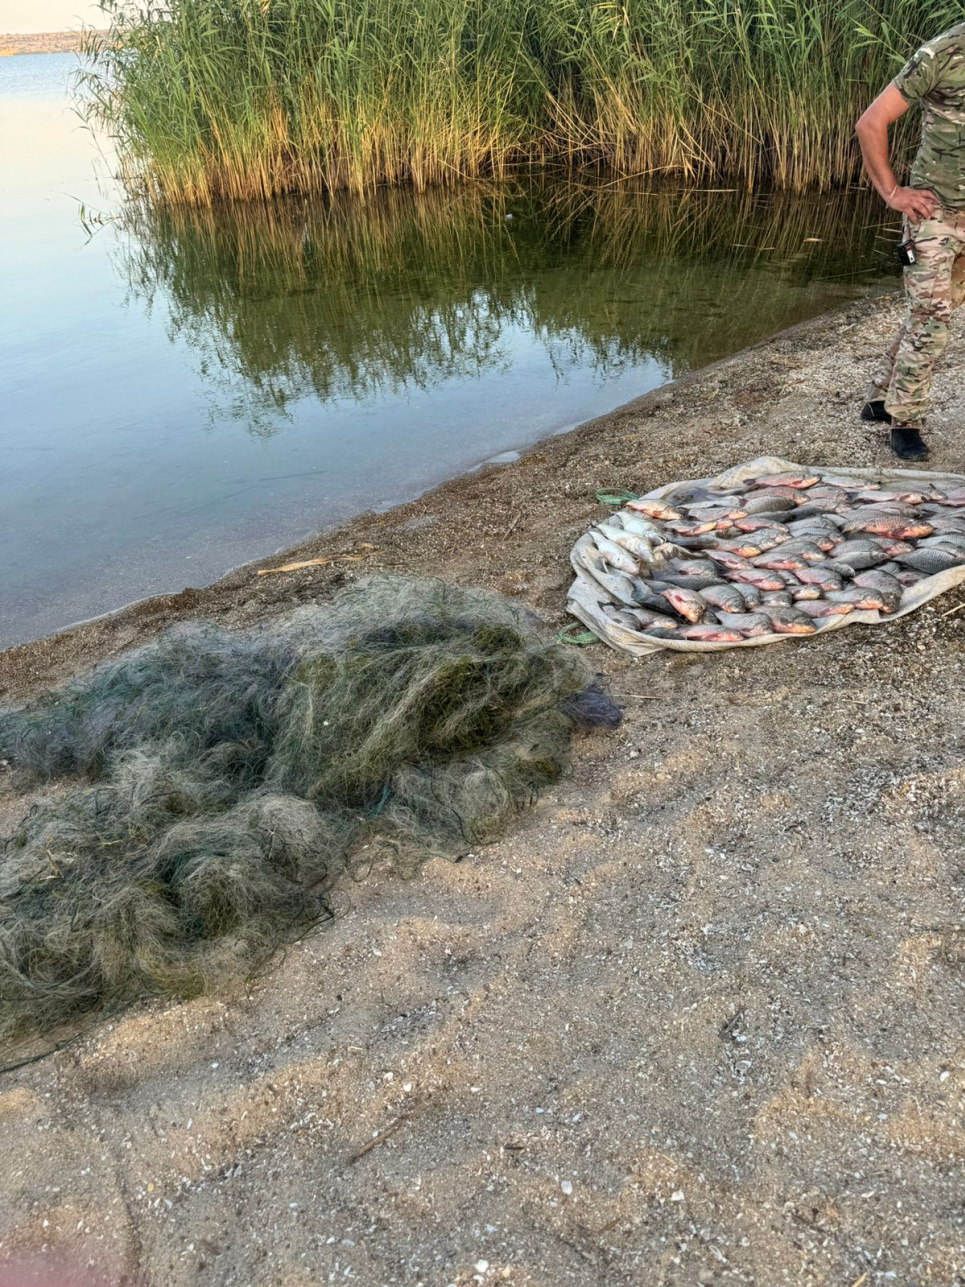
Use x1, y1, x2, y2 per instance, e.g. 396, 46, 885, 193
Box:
756, 606, 817, 634
700, 583, 749, 613
742, 494, 798, 515
852, 569, 903, 612
642, 627, 683, 640
592, 534, 639, 575
786, 516, 841, 536
663, 557, 719, 577
821, 558, 857, 578
828, 541, 888, 571
840, 514, 934, 540
930, 486, 965, 506
748, 472, 819, 490
704, 548, 754, 571
630, 578, 681, 613
728, 568, 787, 591
658, 573, 723, 592
713, 611, 774, 637
790, 501, 846, 521
625, 498, 682, 522
789, 583, 822, 601
692, 491, 745, 506
786, 530, 836, 552
896, 547, 964, 575
660, 586, 708, 622
922, 534, 965, 554
895, 569, 927, 586
753, 549, 809, 571
819, 474, 872, 490
761, 590, 794, 607
853, 489, 924, 505
807, 485, 852, 502
733, 582, 763, 608
841, 500, 921, 517
733, 516, 790, 536
677, 624, 745, 643
771, 539, 827, 563
878, 539, 915, 557
618, 513, 665, 540
597, 523, 657, 564
602, 604, 647, 630
795, 598, 854, 618
666, 519, 719, 536
658, 534, 716, 551
620, 606, 681, 630
714, 539, 764, 558
686, 504, 749, 522
793, 565, 844, 592
745, 528, 789, 552
826, 587, 892, 611
928, 516, 965, 535
581, 565, 642, 607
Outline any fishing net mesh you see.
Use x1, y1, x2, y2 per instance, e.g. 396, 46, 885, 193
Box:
0, 576, 618, 1049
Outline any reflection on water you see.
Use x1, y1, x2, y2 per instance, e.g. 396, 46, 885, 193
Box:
1, 52, 898, 649
122, 182, 895, 435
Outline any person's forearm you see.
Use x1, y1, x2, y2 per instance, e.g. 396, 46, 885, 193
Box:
855, 119, 900, 200
855, 107, 937, 221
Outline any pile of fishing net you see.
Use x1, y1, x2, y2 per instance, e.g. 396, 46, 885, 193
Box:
0, 577, 619, 1051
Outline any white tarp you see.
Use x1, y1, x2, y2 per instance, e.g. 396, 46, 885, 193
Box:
567, 455, 965, 655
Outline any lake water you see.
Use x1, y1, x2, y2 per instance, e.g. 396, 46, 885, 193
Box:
0, 52, 898, 648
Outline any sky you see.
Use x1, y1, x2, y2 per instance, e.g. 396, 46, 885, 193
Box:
0, 1, 105, 33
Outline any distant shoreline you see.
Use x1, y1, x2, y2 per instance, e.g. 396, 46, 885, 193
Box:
0, 31, 107, 57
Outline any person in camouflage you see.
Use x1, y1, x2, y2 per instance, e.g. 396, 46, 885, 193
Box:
856, 23, 965, 461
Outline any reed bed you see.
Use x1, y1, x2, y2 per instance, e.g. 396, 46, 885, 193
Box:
82, 0, 961, 206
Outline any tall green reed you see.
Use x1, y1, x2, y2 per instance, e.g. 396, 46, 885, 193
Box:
80, 0, 964, 205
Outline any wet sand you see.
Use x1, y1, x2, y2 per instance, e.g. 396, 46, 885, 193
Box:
1, 292, 964, 1286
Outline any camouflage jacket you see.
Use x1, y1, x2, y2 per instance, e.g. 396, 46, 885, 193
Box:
894, 23, 965, 209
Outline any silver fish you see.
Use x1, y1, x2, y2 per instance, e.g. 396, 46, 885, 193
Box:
661, 586, 708, 622
713, 612, 775, 637
598, 522, 658, 564
757, 605, 817, 634
742, 495, 797, 515
896, 547, 964, 575
732, 582, 763, 608
793, 565, 844, 593
795, 598, 854, 618
700, 583, 748, 613
618, 512, 665, 540
591, 534, 639, 575
677, 623, 745, 643
625, 499, 681, 522
852, 569, 903, 613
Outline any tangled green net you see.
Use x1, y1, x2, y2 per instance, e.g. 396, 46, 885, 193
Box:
0, 577, 619, 1049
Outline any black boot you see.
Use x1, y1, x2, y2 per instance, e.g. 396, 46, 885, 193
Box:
889, 421, 929, 462
860, 398, 890, 423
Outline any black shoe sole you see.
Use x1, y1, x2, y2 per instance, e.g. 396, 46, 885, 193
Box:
860, 399, 890, 423
889, 430, 929, 462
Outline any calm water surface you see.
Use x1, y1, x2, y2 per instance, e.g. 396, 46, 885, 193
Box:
0, 53, 898, 647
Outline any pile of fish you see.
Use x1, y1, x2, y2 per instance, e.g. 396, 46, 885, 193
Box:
581, 470, 965, 643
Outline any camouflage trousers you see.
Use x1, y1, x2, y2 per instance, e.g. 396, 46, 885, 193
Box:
868, 208, 965, 426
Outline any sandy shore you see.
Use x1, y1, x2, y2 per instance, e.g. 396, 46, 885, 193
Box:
2, 291, 965, 1286
0, 33, 101, 56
